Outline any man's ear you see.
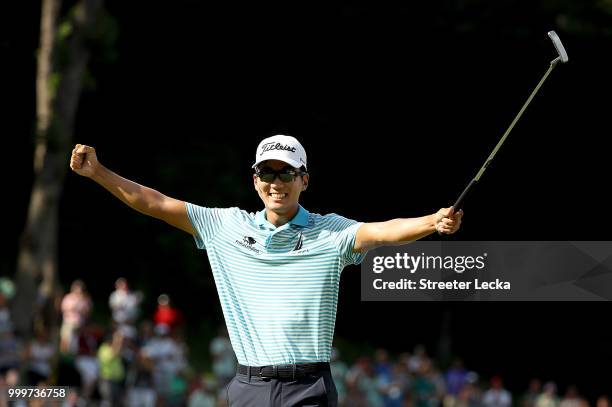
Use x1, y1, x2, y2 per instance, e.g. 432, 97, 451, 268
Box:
253, 174, 259, 191
302, 173, 309, 191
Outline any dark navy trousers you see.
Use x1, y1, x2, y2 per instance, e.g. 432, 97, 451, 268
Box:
225, 370, 338, 407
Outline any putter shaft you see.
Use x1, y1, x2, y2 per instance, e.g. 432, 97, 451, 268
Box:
452, 57, 561, 211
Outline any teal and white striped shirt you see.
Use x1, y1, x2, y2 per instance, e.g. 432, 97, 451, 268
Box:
185, 203, 365, 366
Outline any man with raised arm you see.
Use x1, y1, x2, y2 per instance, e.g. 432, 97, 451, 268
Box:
69, 135, 462, 407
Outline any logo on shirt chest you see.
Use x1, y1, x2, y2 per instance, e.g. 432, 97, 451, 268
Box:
290, 232, 310, 254
293, 232, 304, 251
235, 236, 261, 254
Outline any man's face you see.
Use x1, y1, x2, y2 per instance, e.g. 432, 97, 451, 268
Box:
116, 279, 128, 291
253, 160, 309, 215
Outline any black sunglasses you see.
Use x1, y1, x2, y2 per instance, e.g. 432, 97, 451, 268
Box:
255, 166, 305, 183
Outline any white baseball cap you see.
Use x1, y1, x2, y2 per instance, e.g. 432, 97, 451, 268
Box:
252, 135, 308, 170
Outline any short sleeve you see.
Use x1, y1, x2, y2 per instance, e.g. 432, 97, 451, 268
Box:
326, 214, 366, 266
185, 202, 234, 250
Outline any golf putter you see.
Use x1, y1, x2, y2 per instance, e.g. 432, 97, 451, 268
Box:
450, 31, 569, 213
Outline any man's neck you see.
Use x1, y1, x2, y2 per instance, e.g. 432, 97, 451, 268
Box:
265, 205, 299, 227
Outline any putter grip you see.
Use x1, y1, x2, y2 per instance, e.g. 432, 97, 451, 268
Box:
437, 179, 477, 236
452, 178, 477, 211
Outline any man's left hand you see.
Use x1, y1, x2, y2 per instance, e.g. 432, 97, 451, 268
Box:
435, 207, 463, 234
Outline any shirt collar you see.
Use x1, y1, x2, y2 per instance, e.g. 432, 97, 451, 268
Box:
256, 205, 309, 228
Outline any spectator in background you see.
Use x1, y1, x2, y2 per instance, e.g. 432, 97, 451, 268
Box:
138, 320, 154, 345
374, 348, 393, 384
75, 321, 102, 401
127, 320, 157, 407
61, 389, 83, 407
373, 348, 407, 407
167, 330, 190, 407
124, 321, 158, 407
535, 382, 560, 407
378, 361, 411, 407
0, 292, 13, 335
24, 326, 54, 385
154, 294, 182, 331
330, 347, 349, 405
1, 369, 24, 407
346, 356, 384, 407
0, 329, 21, 379
60, 280, 92, 354
126, 349, 157, 407
0, 288, 19, 388
398, 352, 412, 371
559, 386, 585, 407
98, 330, 126, 406
409, 344, 429, 374
431, 364, 448, 405
141, 323, 187, 404
412, 359, 441, 407
109, 278, 142, 329
210, 326, 236, 388
343, 378, 369, 407
482, 376, 512, 407
0, 278, 15, 300
596, 396, 610, 407
446, 359, 469, 398
523, 379, 543, 407
188, 374, 218, 407
455, 376, 483, 407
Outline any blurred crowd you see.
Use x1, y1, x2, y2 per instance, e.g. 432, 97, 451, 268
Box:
0, 277, 235, 407
327, 348, 609, 407
0, 277, 610, 407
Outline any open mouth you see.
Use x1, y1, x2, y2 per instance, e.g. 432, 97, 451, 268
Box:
269, 193, 287, 199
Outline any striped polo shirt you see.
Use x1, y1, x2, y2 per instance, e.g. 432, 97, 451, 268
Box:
185, 202, 366, 366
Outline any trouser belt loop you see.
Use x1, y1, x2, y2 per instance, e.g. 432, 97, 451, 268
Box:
292, 364, 296, 380
273, 365, 278, 378
247, 365, 251, 383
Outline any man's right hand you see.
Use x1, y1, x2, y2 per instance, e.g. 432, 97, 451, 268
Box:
68, 144, 194, 235
70, 144, 100, 178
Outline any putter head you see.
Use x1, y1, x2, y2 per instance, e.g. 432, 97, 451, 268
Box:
548, 31, 569, 63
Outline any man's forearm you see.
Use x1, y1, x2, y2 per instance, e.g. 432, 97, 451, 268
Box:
90, 165, 165, 218
378, 215, 438, 244
356, 214, 438, 252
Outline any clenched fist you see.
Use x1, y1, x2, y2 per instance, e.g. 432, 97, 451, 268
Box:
435, 207, 463, 234
70, 144, 100, 178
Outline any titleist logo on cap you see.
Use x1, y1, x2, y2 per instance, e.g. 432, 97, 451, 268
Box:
260, 142, 297, 156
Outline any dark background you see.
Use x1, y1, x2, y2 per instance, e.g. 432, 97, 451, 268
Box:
3, 1, 611, 401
